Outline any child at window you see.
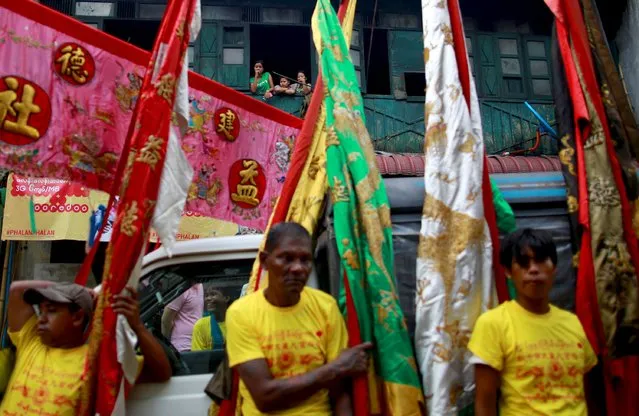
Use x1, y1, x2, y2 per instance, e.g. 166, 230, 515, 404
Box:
469, 229, 597, 416
273, 77, 295, 96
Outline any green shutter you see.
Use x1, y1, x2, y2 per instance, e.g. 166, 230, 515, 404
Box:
478, 34, 499, 97
219, 24, 249, 90
196, 22, 218, 80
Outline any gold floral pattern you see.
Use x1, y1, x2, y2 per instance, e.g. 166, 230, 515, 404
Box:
559, 135, 576, 176
120, 201, 139, 237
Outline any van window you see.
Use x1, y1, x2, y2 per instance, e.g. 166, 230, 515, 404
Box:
138, 259, 253, 376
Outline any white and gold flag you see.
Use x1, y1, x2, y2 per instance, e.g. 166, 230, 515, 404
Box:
416, 0, 497, 413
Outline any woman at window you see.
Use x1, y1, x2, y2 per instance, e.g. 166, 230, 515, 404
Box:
249, 60, 274, 99
290, 70, 312, 96
290, 70, 312, 118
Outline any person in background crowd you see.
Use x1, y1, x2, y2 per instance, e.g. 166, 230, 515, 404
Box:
226, 222, 372, 415
273, 77, 295, 96
250, 60, 274, 100
0, 281, 171, 415
191, 288, 230, 351
162, 282, 203, 352
469, 229, 597, 416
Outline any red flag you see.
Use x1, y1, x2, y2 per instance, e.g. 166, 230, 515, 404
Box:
447, 0, 508, 304
78, 0, 199, 413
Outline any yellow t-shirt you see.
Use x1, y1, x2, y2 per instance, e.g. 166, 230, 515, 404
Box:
191, 316, 227, 351
0, 316, 88, 416
226, 288, 348, 416
468, 301, 597, 416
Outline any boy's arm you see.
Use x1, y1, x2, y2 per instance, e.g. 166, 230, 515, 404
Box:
474, 364, 500, 416
8, 280, 54, 332
113, 286, 172, 383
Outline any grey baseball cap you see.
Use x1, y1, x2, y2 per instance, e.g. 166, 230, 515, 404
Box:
24, 283, 94, 320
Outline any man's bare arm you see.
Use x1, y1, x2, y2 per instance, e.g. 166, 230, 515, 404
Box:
161, 308, 177, 338
474, 364, 499, 416
236, 342, 371, 413
8, 280, 54, 332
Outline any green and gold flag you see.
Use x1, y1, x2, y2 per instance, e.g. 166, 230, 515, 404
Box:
311, 1, 424, 414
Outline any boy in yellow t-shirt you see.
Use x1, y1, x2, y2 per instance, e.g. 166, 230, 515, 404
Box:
468, 229, 597, 416
192, 289, 229, 351
226, 222, 373, 416
0, 281, 172, 415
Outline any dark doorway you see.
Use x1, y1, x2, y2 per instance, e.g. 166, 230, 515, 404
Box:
103, 19, 160, 51
249, 25, 311, 86
364, 29, 391, 95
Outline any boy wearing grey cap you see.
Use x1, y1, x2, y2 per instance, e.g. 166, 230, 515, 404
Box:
0, 280, 171, 415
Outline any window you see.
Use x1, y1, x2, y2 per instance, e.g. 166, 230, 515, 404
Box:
139, 260, 253, 375
222, 27, 245, 65
201, 6, 241, 21
497, 36, 525, 97
103, 19, 160, 51
75, 2, 114, 16
139, 3, 165, 19
350, 28, 364, 89
364, 28, 391, 95
526, 39, 552, 97
404, 72, 425, 98
249, 25, 311, 92
187, 45, 195, 70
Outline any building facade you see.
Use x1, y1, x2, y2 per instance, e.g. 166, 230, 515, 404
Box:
41, 0, 630, 155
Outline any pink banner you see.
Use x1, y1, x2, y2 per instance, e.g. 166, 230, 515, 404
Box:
0, 1, 302, 230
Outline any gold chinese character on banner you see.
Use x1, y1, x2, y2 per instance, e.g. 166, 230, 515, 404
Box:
55, 45, 90, 84
230, 160, 263, 207
155, 74, 176, 102
136, 135, 164, 170
0, 77, 41, 139
217, 110, 236, 140
238, 160, 259, 185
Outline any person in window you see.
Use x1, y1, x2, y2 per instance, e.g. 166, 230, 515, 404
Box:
469, 229, 597, 416
161, 283, 204, 352
191, 289, 230, 351
250, 60, 274, 100
290, 71, 312, 118
0, 281, 171, 415
290, 71, 312, 96
226, 222, 372, 415
273, 77, 296, 96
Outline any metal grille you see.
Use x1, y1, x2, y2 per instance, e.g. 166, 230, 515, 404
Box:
116, 1, 135, 18
242, 6, 259, 23
41, 0, 73, 16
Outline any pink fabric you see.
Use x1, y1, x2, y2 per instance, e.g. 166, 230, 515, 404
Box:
167, 283, 204, 352
0, 10, 300, 230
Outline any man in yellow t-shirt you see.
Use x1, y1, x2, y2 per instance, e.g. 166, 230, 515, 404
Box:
226, 222, 373, 416
468, 229, 597, 416
0, 281, 172, 416
192, 289, 229, 351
